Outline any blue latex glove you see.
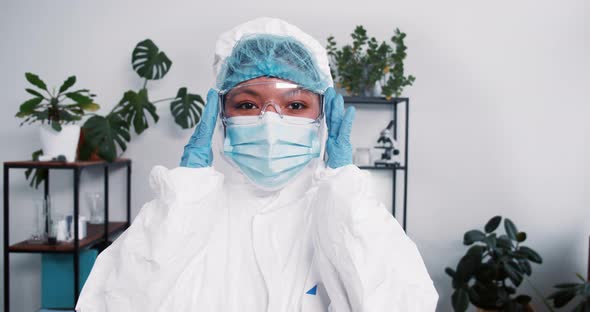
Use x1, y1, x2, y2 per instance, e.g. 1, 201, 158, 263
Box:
180, 88, 219, 168
324, 87, 356, 169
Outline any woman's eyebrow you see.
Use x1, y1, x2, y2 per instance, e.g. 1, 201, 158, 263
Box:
239, 89, 260, 96
227, 88, 260, 100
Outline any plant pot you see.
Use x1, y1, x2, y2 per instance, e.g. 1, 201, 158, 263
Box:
363, 82, 382, 97
337, 82, 382, 97
76, 129, 102, 161
39, 124, 80, 162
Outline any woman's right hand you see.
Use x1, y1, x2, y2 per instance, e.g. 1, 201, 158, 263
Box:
324, 87, 356, 169
179, 88, 219, 168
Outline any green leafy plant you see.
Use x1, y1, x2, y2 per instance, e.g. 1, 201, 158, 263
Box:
79, 38, 204, 162
326, 26, 415, 98
24, 150, 47, 189
19, 39, 205, 189
548, 273, 590, 311
16, 73, 100, 188
445, 216, 543, 312
16, 73, 100, 131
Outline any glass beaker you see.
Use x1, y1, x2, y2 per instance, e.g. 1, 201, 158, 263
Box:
354, 147, 372, 166
29, 197, 49, 243
86, 192, 104, 224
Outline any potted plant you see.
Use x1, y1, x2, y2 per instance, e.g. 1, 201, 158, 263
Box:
16, 73, 100, 162
547, 273, 590, 311
326, 26, 415, 99
20, 39, 205, 189
445, 216, 543, 312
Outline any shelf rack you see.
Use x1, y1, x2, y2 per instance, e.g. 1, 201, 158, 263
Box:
343, 96, 410, 231
3, 158, 132, 312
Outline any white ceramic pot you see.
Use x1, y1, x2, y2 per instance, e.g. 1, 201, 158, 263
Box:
39, 124, 80, 162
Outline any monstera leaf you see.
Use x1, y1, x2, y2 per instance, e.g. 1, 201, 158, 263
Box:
114, 89, 159, 135
82, 114, 130, 162
132, 39, 172, 80
170, 87, 204, 129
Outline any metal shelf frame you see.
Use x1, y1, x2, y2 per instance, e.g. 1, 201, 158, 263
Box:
344, 96, 410, 231
3, 158, 132, 312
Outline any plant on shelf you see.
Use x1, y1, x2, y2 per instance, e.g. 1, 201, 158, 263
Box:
15, 73, 100, 188
547, 273, 590, 311
16, 73, 100, 131
18, 39, 205, 189
326, 26, 415, 99
445, 216, 543, 312
78, 38, 205, 162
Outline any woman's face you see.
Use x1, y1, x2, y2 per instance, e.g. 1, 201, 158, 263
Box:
222, 77, 322, 120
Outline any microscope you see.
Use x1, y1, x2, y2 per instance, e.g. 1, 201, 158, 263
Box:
374, 120, 400, 167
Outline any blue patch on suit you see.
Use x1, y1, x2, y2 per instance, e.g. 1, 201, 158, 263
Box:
306, 284, 318, 295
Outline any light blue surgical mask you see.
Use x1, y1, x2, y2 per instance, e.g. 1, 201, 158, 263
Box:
223, 112, 321, 190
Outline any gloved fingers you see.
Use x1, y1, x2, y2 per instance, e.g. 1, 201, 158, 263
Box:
194, 88, 220, 142
323, 87, 336, 133
337, 106, 356, 144
329, 93, 345, 139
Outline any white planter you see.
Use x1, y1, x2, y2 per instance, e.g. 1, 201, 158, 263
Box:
39, 124, 80, 162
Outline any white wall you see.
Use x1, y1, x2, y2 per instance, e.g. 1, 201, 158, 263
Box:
1, 0, 588, 311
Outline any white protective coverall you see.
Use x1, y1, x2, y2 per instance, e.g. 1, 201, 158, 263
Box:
75, 17, 439, 312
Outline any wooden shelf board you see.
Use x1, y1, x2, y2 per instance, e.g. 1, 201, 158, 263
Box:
343, 96, 408, 105
358, 165, 406, 170
3, 158, 130, 169
9, 222, 127, 253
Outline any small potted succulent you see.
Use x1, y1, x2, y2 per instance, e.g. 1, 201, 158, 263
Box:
16, 73, 99, 162
326, 26, 415, 99
445, 216, 543, 312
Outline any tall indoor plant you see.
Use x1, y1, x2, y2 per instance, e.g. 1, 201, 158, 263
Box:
445, 216, 543, 312
78, 38, 205, 162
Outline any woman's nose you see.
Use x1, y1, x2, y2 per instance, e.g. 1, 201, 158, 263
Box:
261, 102, 280, 114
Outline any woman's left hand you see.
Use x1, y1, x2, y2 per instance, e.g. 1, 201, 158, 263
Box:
179, 88, 219, 168
324, 87, 356, 169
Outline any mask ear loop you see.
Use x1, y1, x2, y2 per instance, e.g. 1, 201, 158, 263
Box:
317, 93, 325, 123
217, 89, 233, 128
217, 90, 230, 139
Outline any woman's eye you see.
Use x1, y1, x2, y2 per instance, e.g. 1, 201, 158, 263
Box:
237, 102, 258, 110
288, 102, 305, 110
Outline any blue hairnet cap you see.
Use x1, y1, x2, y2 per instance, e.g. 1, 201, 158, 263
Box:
216, 34, 331, 93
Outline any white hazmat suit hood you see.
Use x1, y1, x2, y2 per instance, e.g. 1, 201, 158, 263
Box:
211, 17, 331, 194
76, 17, 439, 312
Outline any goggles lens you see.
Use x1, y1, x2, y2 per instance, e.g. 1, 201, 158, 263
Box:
220, 81, 323, 123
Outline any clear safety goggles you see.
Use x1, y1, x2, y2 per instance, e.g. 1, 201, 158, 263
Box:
218, 81, 324, 125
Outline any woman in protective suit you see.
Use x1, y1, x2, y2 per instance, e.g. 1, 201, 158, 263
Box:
75, 17, 439, 312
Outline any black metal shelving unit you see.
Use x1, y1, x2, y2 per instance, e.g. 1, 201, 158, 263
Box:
343, 96, 410, 231
3, 158, 132, 312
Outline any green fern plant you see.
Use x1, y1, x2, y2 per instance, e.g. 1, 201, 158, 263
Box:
326, 26, 415, 98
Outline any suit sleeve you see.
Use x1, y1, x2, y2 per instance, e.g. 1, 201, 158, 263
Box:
311, 165, 438, 312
